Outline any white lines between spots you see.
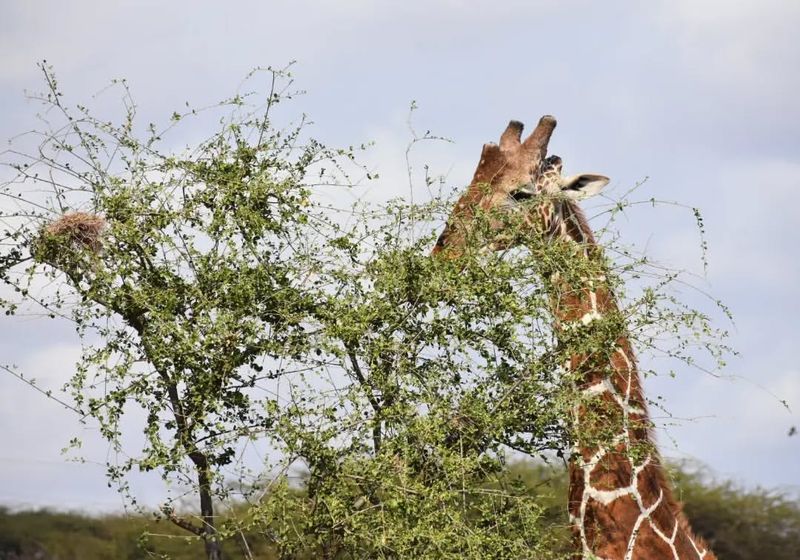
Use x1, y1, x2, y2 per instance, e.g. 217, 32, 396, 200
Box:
624, 488, 664, 560
648, 518, 680, 560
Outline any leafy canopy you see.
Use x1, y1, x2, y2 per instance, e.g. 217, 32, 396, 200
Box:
0, 64, 731, 559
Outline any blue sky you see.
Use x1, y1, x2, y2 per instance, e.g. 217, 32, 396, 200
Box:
1, 0, 798, 511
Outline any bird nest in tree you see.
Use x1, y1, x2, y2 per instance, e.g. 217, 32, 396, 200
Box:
42, 211, 106, 253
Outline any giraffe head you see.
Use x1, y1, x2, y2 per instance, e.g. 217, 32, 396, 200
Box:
433, 116, 609, 255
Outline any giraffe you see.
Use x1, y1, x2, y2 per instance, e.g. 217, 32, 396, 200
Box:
432, 116, 716, 560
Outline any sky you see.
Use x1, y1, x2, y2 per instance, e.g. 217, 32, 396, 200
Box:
1, 0, 798, 512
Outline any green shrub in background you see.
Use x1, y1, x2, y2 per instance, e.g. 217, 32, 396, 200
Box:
2, 462, 798, 559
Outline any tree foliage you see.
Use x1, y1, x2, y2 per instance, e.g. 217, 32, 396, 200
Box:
0, 65, 731, 559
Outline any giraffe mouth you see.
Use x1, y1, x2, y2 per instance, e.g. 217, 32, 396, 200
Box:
510, 183, 537, 202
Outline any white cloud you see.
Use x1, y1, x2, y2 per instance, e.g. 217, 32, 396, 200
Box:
658, 0, 800, 83
0, 342, 115, 509
0, 339, 177, 511
649, 157, 800, 292
652, 0, 800, 150
649, 368, 800, 487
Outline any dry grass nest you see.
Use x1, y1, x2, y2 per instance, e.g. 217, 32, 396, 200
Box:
44, 211, 106, 252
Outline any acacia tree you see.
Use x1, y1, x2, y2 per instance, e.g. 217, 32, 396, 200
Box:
0, 66, 730, 559
2, 64, 348, 559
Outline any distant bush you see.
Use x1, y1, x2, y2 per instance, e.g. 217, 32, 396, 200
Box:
1, 462, 797, 559
673, 464, 800, 560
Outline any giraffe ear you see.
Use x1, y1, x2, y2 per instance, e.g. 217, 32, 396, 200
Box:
560, 174, 609, 200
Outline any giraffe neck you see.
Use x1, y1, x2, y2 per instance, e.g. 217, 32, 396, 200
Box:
551, 202, 715, 560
